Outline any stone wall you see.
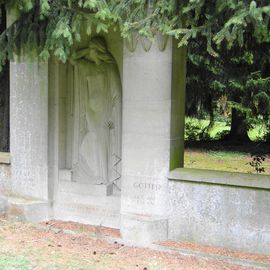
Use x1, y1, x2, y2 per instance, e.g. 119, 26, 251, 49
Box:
168, 168, 270, 255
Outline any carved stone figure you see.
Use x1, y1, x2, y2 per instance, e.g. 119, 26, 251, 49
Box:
70, 37, 122, 187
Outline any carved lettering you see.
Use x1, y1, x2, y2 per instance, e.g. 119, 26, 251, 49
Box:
133, 182, 162, 191
131, 195, 155, 206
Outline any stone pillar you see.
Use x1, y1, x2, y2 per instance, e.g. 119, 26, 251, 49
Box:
121, 37, 186, 245
10, 61, 49, 200
8, 9, 49, 203
6, 4, 50, 202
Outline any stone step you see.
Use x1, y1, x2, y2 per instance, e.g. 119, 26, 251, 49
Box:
58, 180, 113, 196
57, 190, 120, 209
54, 192, 121, 229
5, 195, 49, 222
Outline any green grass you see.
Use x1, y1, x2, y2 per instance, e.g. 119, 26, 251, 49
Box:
185, 149, 270, 174
184, 117, 269, 173
208, 150, 245, 158
0, 255, 29, 270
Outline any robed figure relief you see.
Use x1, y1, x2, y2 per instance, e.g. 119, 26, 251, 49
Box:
70, 37, 122, 188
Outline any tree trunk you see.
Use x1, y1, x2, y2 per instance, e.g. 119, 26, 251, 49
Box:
206, 93, 214, 133
224, 108, 250, 142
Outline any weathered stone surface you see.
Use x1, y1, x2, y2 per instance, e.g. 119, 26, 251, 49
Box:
120, 38, 186, 245
121, 214, 168, 246
59, 180, 113, 196
10, 62, 49, 200
169, 168, 270, 189
168, 169, 270, 255
54, 182, 120, 228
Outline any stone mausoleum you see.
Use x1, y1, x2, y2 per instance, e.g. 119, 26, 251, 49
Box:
0, 14, 269, 255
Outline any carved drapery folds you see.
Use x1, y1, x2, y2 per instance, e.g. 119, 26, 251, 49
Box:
69, 37, 122, 189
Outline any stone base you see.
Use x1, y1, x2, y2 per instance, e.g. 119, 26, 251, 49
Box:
54, 180, 120, 228
121, 214, 168, 246
4, 195, 49, 222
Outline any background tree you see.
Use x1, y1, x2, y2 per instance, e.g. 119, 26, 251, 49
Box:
186, 40, 225, 130
186, 34, 270, 142
0, 1, 269, 68
224, 47, 270, 142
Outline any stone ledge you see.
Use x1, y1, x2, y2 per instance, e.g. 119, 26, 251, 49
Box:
121, 213, 168, 246
0, 152, 10, 164
0, 194, 49, 222
168, 168, 270, 190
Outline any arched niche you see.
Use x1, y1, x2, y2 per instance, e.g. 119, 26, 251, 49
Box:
49, 29, 123, 199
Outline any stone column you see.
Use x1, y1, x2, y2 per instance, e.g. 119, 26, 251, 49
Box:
8, 8, 49, 201
121, 37, 186, 245
10, 61, 49, 201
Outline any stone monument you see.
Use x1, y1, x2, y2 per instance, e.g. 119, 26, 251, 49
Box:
4, 10, 270, 252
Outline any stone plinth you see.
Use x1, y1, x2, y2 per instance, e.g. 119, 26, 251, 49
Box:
54, 182, 121, 228
121, 214, 168, 246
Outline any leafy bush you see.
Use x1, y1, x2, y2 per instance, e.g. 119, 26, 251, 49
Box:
214, 129, 230, 140
185, 121, 203, 141
185, 118, 210, 141
249, 154, 266, 174
263, 122, 270, 142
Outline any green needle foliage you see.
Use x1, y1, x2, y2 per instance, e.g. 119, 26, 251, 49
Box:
0, 0, 269, 69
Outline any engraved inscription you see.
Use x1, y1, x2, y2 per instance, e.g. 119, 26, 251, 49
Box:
133, 182, 162, 191
132, 194, 155, 206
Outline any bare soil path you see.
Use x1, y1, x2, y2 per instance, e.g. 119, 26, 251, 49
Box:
0, 218, 269, 270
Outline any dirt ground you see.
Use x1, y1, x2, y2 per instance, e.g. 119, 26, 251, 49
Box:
0, 218, 269, 270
